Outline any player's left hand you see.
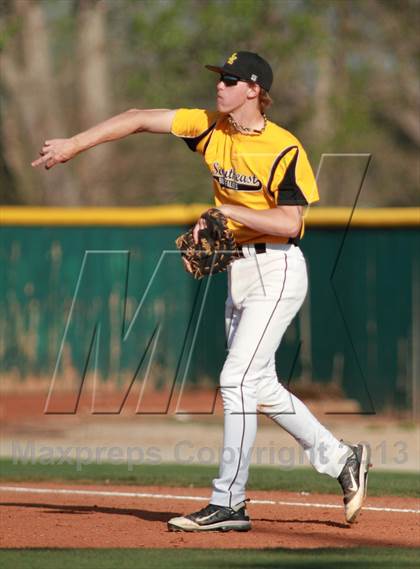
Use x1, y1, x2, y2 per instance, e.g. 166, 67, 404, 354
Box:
192, 216, 207, 244
175, 208, 239, 280
192, 206, 232, 243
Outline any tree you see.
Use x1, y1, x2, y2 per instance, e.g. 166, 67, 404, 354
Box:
0, 0, 418, 206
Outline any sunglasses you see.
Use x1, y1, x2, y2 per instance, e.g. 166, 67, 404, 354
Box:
219, 74, 242, 87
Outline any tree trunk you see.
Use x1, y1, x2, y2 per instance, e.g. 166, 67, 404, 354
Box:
76, 0, 113, 205
1, 0, 82, 205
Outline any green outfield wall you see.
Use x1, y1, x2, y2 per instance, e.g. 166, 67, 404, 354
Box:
1, 207, 419, 414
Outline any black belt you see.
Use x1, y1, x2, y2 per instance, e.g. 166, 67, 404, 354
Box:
237, 243, 266, 258
237, 238, 298, 258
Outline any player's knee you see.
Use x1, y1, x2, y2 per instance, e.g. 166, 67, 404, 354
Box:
220, 365, 240, 390
219, 367, 241, 410
220, 354, 267, 388
219, 384, 257, 414
256, 382, 295, 414
220, 362, 258, 408
219, 385, 240, 412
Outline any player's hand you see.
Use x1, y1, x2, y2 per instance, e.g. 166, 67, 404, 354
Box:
31, 138, 79, 170
192, 206, 234, 243
192, 216, 207, 244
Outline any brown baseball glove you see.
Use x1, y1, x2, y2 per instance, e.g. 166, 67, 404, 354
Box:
175, 208, 239, 279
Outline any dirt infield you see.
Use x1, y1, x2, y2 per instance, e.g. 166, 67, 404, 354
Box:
2, 388, 420, 471
1, 389, 419, 550
1, 482, 419, 549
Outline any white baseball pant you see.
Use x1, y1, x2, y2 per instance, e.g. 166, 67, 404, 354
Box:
211, 243, 351, 508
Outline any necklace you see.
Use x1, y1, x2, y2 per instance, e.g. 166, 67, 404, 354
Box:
228, 113, 267, 135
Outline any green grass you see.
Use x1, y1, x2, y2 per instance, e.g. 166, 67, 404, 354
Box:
0, 548, 419, 569
0, 458, 419, 497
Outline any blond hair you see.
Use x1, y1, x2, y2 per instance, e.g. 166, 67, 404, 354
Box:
259, 89, 273, 113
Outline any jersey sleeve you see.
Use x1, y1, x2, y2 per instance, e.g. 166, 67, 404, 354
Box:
171, 108, 219, 154
268, 144, 319, 206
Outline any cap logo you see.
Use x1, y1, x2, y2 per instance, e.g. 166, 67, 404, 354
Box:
251, 74, 258, 81
227, 52, 237, 65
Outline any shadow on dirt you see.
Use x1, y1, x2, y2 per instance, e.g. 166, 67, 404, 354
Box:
0, 502, 179, 522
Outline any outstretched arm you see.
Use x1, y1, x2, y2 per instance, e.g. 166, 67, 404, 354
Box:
31, 108, 176, 170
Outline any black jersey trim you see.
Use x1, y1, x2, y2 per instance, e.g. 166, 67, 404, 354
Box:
267, 145, 298, 196
181, 122, 217, 152
202, 126, 215, 157
278, 195, 308, 205
276, 151, 308, 206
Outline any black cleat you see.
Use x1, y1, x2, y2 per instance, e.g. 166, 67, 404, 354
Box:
167, 501, 251, 532
338, 443, 371, 523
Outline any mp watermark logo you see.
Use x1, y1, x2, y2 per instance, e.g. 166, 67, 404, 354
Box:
41, 153, 380, 417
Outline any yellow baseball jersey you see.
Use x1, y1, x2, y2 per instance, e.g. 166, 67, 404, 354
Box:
171, 108, 319, 244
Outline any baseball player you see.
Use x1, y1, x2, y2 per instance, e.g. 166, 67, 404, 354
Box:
32, 51, 371, 532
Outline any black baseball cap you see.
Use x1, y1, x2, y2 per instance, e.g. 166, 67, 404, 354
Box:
205, 51, 273, 92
